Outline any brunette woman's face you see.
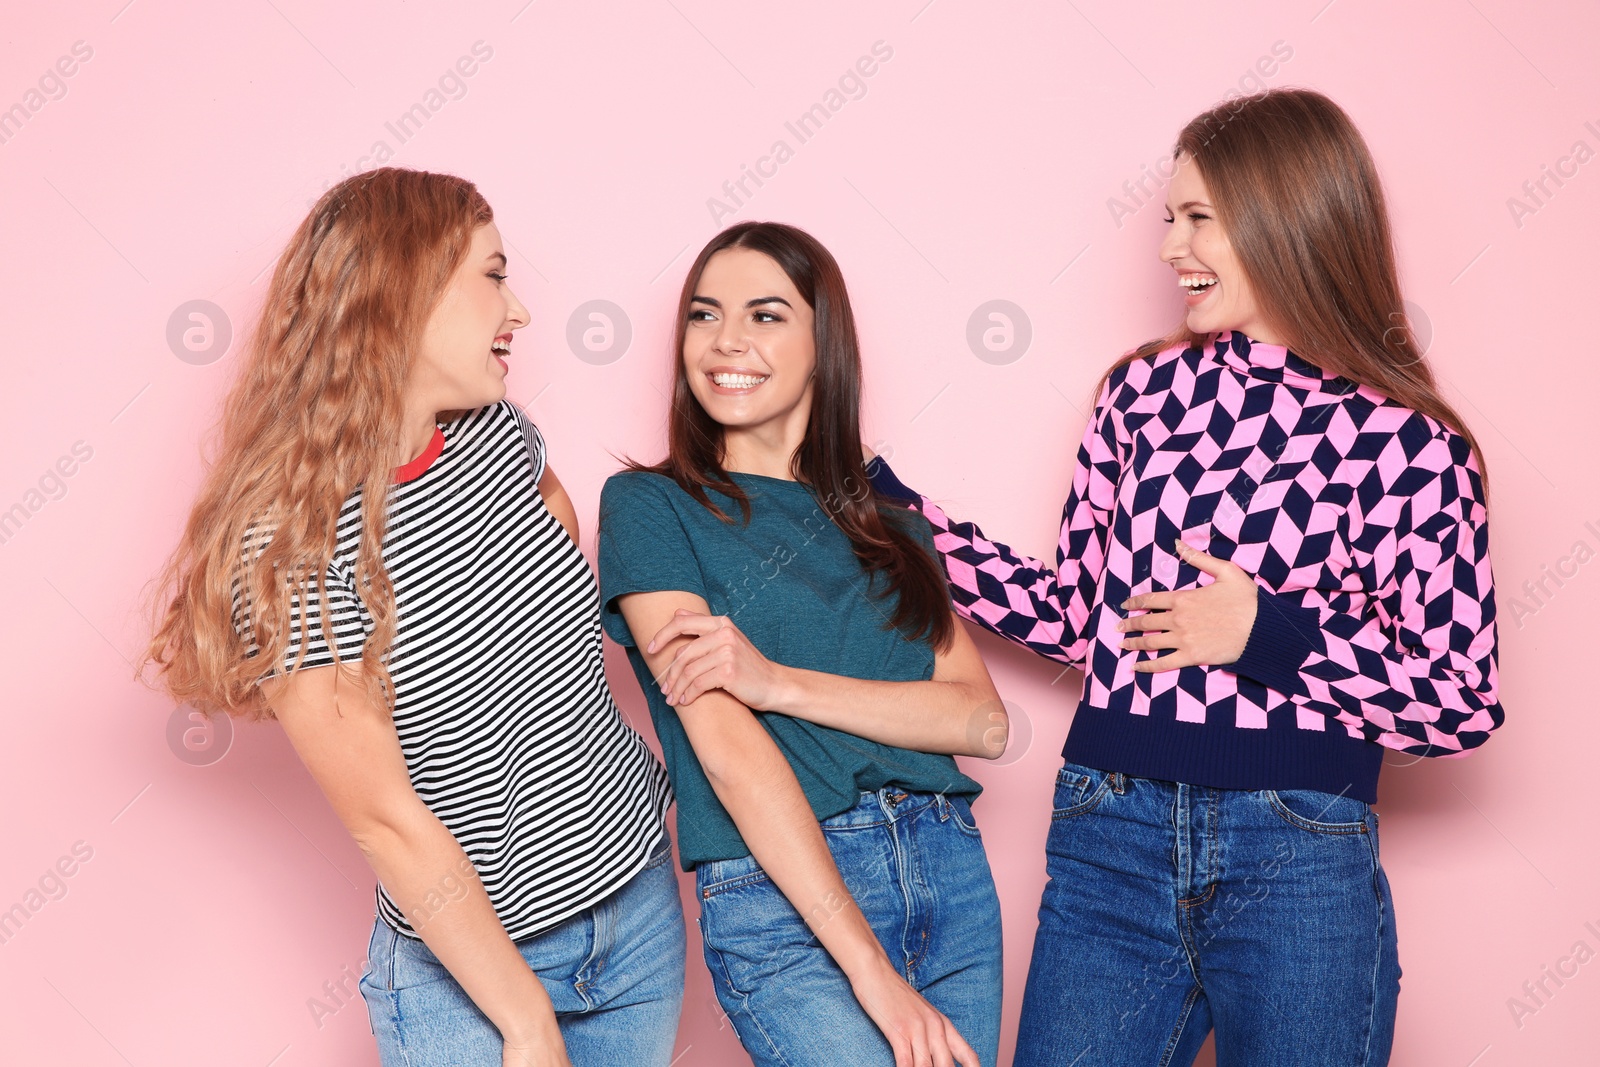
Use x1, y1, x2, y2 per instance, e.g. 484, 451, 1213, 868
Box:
683, 247, 817, 434
414, 222, 529, 412
1159, 154, 1280, 345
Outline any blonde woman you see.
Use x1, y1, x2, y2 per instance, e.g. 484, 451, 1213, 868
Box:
145, 168, 678, 1067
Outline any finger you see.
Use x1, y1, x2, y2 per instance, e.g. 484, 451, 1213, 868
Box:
1117, 610, 1174, 633
1133, 650, 1196, 673
646, 613, 718, 653
945, 1021, 980, 1067
1174, 538, 1231, 578
658, 639, 715, 702
1122, 591, 1177, 612
928, 1023, 955, 1067
1121, 633, 1181, 652
673, 651, 730, 706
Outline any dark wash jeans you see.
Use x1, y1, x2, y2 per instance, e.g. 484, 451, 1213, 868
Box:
1015, 762, 1400, 1067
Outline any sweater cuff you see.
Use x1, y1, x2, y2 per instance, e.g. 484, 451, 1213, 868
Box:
1226, 587, 1326, 698
866, 455, 921, 507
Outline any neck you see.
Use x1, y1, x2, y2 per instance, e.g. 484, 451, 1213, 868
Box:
398, 400, 440, 466
721, 405, 811, 481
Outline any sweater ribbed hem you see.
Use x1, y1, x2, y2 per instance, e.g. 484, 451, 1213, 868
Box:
1063, 701, 1383, 803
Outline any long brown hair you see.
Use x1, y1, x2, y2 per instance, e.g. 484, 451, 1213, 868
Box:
1112, 88, 1486, 483
631, 221, 954, 651
144, 167, 494, 718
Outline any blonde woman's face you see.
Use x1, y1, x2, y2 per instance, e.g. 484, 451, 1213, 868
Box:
1159, 154, 1281, 346
414, 222, 529, 413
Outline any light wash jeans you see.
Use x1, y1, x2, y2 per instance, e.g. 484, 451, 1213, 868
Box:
1014, 761, 1401, 1066
695, 788, 1004, 1066
359, 834, 684, 1066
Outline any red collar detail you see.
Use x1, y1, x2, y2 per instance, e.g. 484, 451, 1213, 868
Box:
394, 427, 445, 484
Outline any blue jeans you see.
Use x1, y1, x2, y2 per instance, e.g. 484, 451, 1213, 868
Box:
1014, 762, 1401, 1067
696, 788, 1004, 1067
359, 835, 685, 1066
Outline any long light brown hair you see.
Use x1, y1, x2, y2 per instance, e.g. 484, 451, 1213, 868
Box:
629, 222, 955, 652
144, 168, 493, 718
1114, 88, 1486, 483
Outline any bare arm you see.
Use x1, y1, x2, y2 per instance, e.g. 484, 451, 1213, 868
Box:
261, 665, 569, 1067
651, 609, 1006, 758
616, 590, 978, 1067
538, 464, 579, 545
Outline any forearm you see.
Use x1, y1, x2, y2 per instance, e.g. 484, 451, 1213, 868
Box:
689, 695, 893, 981
358, 810, 559, 1046
1231, 586, 1503, 756
765, 666, 1002, 758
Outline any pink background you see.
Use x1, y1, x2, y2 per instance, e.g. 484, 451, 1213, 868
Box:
2, 1, 1596, 1064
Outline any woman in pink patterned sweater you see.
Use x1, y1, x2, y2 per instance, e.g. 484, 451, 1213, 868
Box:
871, 89, 1503, 1066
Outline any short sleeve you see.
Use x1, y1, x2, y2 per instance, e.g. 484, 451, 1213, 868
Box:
233, 531, 370, 679
505, 401, 547, 484
596, 472, 711, 648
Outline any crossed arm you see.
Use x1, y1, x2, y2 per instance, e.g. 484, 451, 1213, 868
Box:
615, 589, 997, 1067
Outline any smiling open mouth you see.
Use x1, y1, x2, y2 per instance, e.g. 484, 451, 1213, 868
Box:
710, 372, 769, 390
1180, 273, 1219, 296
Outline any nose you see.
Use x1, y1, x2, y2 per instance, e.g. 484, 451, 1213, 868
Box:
1159, 222, 1187, 267
712, 313, 748, 355
503, 285, 531, 331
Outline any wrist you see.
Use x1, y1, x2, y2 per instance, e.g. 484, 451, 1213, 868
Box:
765, 664, 809, 715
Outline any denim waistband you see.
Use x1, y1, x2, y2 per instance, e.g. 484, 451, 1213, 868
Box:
818, 787, 948, 829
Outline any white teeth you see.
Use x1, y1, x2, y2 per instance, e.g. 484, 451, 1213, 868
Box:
712, 372, 768, 389
1179, 273, 1218, 292
491, 339, 510, 353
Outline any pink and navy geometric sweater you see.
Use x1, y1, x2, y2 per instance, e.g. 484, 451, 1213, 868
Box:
871, 332, 1503, 802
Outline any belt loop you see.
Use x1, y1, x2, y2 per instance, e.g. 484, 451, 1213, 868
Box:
1112, 772, 1127, 795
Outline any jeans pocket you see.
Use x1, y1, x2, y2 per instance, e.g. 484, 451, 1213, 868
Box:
1051, 761, 1114, 819
1265, 788, 1371, 835
944, 794, 984, 837
386, 929, 457, 992
696, 854, 771, 900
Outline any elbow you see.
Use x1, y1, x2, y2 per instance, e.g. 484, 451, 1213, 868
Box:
964, 697, 1009, 760
345, 799, 433, 862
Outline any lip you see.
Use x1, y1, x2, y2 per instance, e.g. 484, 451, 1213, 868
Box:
704, 366, 770, 396
1175, 269, 1219, 309
492, 332, 513, 373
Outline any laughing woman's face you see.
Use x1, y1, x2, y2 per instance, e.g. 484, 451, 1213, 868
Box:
682, 247, 817, 441
1159, 153, 1281, 346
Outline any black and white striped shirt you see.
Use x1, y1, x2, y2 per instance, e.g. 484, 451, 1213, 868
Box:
239, 401, 671, 941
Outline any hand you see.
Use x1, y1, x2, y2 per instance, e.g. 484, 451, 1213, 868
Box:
1115, 539, 1259, 673
647, 610, 789, 709
849, 958, 980, 1067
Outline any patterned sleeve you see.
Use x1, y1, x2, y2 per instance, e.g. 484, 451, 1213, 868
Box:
1228, 430, 1504, 756
869, 377, 1124, 668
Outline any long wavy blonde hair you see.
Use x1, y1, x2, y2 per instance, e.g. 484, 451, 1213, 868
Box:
145, 168, 493, 718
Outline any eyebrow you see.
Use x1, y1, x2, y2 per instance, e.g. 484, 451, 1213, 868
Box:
689, 295, 793, 309
1167, 201, 1212, 212
487, 251, 507, 267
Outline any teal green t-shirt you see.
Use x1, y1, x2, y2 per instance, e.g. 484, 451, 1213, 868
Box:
597, 469, 982, 870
